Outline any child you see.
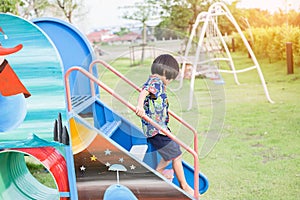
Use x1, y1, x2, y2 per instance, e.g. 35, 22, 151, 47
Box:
135, 54, 194, 197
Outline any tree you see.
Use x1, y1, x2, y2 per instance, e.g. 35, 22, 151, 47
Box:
19, 0, 51, 19
0, 0, 23, 15
54, 0, 82, 23
115, 27, 130, 37
1, 0, 85, 26
121, 0, 160, 62
156, 0, 196, 35
156, 0, 225, 35
153, 0, 233, 54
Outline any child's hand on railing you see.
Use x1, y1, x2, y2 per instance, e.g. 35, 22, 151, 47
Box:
135, 105, 145, 117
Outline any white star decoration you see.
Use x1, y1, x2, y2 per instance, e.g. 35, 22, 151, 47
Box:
80, 165, 86, 171
104, 149, 112, 155
91, 149, 138, 172
130, 165, 136, 170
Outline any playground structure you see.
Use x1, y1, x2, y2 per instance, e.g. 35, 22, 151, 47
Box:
177, 2, 274, 110
0, 13, 208, 200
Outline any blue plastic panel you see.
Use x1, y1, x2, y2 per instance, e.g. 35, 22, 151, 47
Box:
32, 18, 99, 97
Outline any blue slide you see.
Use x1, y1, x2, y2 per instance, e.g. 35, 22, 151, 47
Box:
32, 17, 99, 97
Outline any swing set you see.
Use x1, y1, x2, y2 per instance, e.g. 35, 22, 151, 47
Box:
176, 2, 274, 110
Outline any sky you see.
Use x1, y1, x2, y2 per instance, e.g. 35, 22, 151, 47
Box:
235, 0, 299, 12
75, 0, 140, 33
75, 0, 300, 33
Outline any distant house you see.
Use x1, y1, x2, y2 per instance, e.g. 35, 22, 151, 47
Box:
120, 32, 142, 42
87, 29, 143, 45
105, 32, 141, 44
86, 29, 116, 43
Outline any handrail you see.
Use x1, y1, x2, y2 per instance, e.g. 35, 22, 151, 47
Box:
89, 60, 199, 157
64, 66, 199, 198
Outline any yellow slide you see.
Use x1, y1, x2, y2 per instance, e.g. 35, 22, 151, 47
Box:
69, 117, 97, 154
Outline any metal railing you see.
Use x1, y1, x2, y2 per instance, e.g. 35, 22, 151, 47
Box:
65, 66, 200, 198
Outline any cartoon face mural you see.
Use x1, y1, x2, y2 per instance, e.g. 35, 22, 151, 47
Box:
0, 13, 65, 140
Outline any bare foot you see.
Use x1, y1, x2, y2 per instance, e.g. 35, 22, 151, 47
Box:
181, 184, 194, 197
162, 169, 174, 181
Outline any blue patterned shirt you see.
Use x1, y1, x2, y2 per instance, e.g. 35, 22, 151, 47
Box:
141, 75, 169, 137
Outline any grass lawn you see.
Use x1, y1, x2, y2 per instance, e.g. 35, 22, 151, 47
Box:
31, 47, 299, 199
198, 53, 300, 199
26, 160, 56, 189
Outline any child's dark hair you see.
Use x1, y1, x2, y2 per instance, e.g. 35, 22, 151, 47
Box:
151, 54, 179, 80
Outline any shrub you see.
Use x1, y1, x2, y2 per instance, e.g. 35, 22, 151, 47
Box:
232, 26, 300, 64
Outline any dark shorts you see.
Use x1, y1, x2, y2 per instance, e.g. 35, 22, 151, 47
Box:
148, 134, 182, 161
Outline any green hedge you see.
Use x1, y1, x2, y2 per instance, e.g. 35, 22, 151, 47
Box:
232, 26, 300, 64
